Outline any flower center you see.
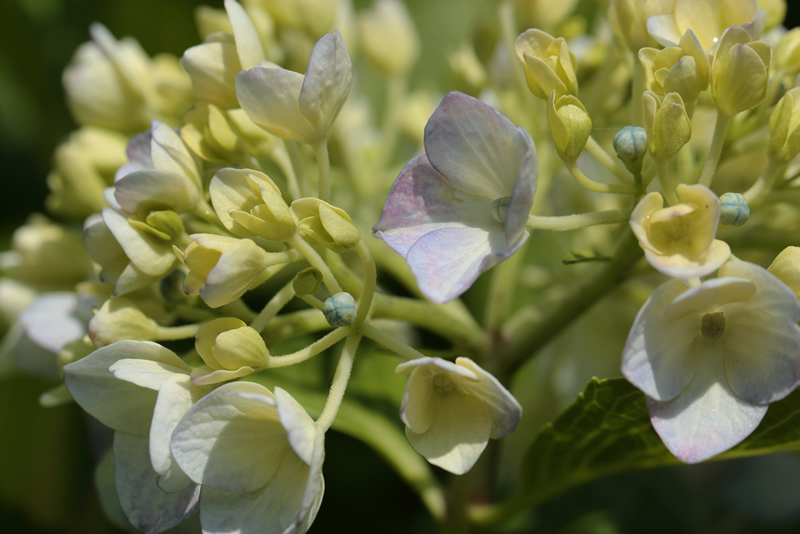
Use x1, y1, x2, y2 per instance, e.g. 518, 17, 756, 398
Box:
491, 196, 511, 224
664, 215, 689, 240
701, 312, 725, 339
432, 373, 455, 393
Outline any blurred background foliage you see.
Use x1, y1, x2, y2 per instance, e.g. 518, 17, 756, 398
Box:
3, 0, 800, 533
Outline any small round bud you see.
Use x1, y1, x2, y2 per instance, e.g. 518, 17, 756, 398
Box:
491, 197, 511, 224
701, 312, 726, 339
293, 267, 323, 297
322, 292, 357, 327
719, 193, 750, 226
613, 126, 648, 163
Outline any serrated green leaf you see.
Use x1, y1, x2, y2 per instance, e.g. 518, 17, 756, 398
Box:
483, 377, 800, 522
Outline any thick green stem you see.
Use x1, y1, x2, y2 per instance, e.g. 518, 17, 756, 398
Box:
501, 228, 643, 374
313, 140, 331, 202
377, 74, 406, 170
268, 326, 351, 368
498, 0, 530, 110
656, 159, 679, 206
526, 209, 631, 231
154, 322, 203, 341
362, 323, 427, 361
585, 136, 634, 184
743, 157, 784, 205
632, 59, 644, 127
250, 280, 296, 333
698, 112, 731, 188
565, 160, 640, 195
285, 139, 313, 197
484, 239, 528, 349
269, 144, 301, 200
288, 234, 342, 294
354, 240, 377, 324
316, 333, 362, 432
262, 309, 330, 346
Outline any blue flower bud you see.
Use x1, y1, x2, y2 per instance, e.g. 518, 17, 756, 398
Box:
322, 292, 357, 327
719, 192, 749, 226
613, 126, 648, 163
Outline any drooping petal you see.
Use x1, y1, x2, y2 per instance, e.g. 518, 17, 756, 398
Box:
150, 374, 201, 493
18, 292, 87, 354
181, 41, 241, 109
224, 0, 266, 71
399, 366, 436, 434
622, 279, 697, 401
455, 357, 522, 439
150, 121, 202, 189
663, 276, 755, 321
114, 169, 200, 214
236, 67, 317, 143
298, 30, 353, 140
110, 358, 190, 390
406, 225, 524, 304
424, 92, 531, 199
647, 14, 681, 48
103, 208, 176, 277
190, 364, 257, 385
200, 238, 276, 308
647, 339, 767, 464
645, 239, 731, 279
64, 340, 189, 436
114, 433, 200, 533
274, 387, 318, 465
373, 154, 495, 258
405, 391, 491, 475
170, 381, 289, 493
721, 261, 800, 404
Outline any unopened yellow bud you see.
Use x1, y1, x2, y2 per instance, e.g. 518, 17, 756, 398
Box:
639, 30, 709, 104
711, 26, 771, 117
293, 267, 323, 296
515, 29, 578, 100
774, 28, 800, 75
546, 92, 592, 162
182, 102, 248, 163
768, 247, 800, 298
642, 91, 692, 163
359, 0, 419, 76
145, 211, 185, 241
88, 297, 161, 348
769, 87, 800, 162
291, 198, 360, 253
607, 0, 670, 52
195, 317, 269, 370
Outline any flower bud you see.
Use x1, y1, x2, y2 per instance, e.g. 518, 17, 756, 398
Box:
195, 317, 269, 370
182, 102, 248, 163
769, 87, 800, 162
322, 292, 357, 327
46, 128, 128, 219
768, 246, 800, 298
719, 192, 750, 226
613, 126, 648, 174
210, 168, 295, 241
293, 267, 323, 297
774, 27, 800, 76
291, 198, 360, 253
546, 92, 592, 162
88, 297, 160, 348
449, 43, 487, 95
607, 0, 668, 51
639, 30, 709, 104
515, 29, 578, 100
711, 25, 771, 117
144, 210, 186, 241
642, 91, 692, 163
359, 0, 419, 76
183, 234, 291, 308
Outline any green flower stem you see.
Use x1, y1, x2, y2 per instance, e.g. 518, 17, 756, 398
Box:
284, 139, 313, 197
268, 326, 352, 369
173, 304, 217, 322
313, 139, 331, 202
194, 198, 223, 226
378, 74, 406, 170
743, 157, 784, 205
565, 160, 640, 195
754, 68, 785, 124
585, 136, 634, 184
317, 332, 362, 432
655, 159, 679, 206
325, 250, 364, 298
500, 228, 643, 374
698, 112, 731, 188
250, 280, 296, 333
632, 59, 644, 127
498, 0, 531, 110
299, 294, 324, 310
262, 309, 330, 346
218, 299, 257, 322
354, 240, 377, 324
288, 233, 343, 294
154, 322, 204, 341
525, 209, 632, 231
372, 295, 487, 355
269, 144, 301, 200
484, 239, 529, 352
362, 323, 428, 361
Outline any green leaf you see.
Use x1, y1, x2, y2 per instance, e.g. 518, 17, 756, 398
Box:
478, 377, 800, 524
562, 249, 609, 265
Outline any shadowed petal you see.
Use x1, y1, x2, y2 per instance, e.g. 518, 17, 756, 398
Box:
424, 92, 530, 199
299, 30, 352, 139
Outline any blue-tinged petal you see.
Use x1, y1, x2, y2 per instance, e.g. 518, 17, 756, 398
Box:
721, 261, 800, 404
114, 433, 200, 533
114, 169, 199, 214
406, 226, 522, 304
504, 133, 537, 248
647, 339, 767, 464
373, 153, 495, 258
622, 279, 697, 402
424, 92, 530, 199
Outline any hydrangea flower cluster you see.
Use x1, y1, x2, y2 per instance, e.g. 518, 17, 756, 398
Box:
3, 0, 800, 532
